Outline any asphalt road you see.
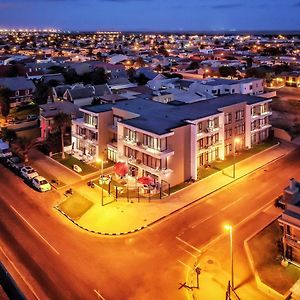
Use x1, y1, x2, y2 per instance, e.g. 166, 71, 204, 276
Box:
276, 86, 300, 101
1, 147, 300, 300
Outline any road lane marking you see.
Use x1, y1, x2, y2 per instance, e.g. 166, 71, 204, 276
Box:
201, 198, 276, 252
188, 195, 249, 230
94, 289, 106, 300
176, 236, 202, 254
0, 246, 40, 300
177, 245, 197, 258
10, 205, 60, 255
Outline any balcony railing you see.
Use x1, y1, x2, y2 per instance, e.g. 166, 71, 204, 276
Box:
120, 136, 174, 157
73, 118, 98, 130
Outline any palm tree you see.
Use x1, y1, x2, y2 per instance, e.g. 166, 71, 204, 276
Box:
12, 138, 41, 163
1, 128, 17, 146
0, 87, 11, 123
53, 112, 71, 159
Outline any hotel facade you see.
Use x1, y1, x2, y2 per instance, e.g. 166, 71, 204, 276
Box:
71, 94, 272, 187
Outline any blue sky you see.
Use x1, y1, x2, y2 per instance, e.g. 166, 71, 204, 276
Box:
0, 0, 300, 31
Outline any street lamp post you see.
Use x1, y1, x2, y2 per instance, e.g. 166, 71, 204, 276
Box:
97, 158, 104, 206
233, 137, 240, 178
225, 224, 234, 290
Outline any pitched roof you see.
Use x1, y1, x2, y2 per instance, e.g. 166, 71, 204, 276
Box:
0, 77, 35, 91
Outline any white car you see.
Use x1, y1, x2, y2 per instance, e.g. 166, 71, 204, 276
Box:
32, 176, 51, 192
20, 166, 39, 180
73, 164, 82, 173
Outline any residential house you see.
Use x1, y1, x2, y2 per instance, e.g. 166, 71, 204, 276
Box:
0, 77, 36, 107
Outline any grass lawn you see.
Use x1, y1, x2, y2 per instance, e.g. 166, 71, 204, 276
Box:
52, 153, 98, 176
58, 192, 94, 220
248, 221, 300, 295
198, 139, 277, 180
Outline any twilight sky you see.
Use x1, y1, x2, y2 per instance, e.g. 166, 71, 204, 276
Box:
0, 0, 300, 31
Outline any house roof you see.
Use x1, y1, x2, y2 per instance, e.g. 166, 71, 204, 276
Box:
0, 77, 35, 91
82, 94, 268, 135
40, 101, 80, 118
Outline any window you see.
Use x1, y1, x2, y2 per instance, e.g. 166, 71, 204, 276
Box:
143, 135, 167, 151
124, 146, 136, 158
25, 89, 30, 95
15, 90, 19, 96
198, 122, 202, 133
113, 115, 122, 127
83, 113, 98, 126
235, 123, 245, 135
124, 128, 136, 142
225, 128, 232, 139
225, 113, 232, 125
235, 110, 244, 121
142, 154, 161, 169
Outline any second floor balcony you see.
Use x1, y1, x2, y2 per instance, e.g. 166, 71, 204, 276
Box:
120, 136, 174, 158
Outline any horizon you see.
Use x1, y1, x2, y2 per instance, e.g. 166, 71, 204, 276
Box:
0, 0, 300, 31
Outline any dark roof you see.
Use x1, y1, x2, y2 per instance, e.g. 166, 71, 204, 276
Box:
0, 77, 35, 91
82, 94, 268, 135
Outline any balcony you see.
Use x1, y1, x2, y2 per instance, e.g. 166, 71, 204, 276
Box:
197, 126, 220, 138
73, 118, 98, 131
251, 110, 272, 119
198, 141, 222, 154
285, 234, 300, 250
120, 137, 174, 158
251, 123, 271, 133
122, 156, 173, 177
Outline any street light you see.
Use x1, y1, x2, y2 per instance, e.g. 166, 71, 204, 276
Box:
224, 224, 234, 290
96, 158, 104, 206
233, 137, 240, 178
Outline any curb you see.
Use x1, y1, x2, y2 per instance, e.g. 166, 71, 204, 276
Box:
54, 151, 287, 236
243, 217, 290, 300
171, 142, 281, 196
54, 206, 149, 236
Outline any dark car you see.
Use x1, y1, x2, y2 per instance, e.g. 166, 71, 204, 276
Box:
7, 156, 24, 173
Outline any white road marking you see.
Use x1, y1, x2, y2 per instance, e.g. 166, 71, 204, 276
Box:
189, 195, 248, 230
201, 198, 276, 252
177, 245, 197, 258
94, 289, 106, 300
0, 246, 40, 300
176, 236, 202, 254
10, 205, 60, 255
177, 259, 192, 269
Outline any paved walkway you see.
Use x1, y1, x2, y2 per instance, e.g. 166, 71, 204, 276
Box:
186, 205, 281, 300
55, 142, 296, 234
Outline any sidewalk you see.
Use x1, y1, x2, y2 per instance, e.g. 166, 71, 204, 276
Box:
55, 142, 295, 234
186, 206, 281, 300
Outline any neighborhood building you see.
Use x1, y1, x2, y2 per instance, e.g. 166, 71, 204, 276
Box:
70, 94, 272, 187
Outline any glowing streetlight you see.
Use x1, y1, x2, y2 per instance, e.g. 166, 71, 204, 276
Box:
224, 224, 234, 290
233, 137, 240, 178
96, 158, 104, 206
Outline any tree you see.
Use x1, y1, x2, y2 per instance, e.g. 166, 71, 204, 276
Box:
187, 61, 199, 70
11, 138, 41, 163
246, 57, 253, 68
53, 112, 71, 159
1, 128, 17, 146
135, 57, 146, 68
0, 87, 11, 123
219, 66, 237, 78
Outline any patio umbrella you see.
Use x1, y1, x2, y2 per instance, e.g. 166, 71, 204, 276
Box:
137, 176, 155, 186
114, 162, 129, 177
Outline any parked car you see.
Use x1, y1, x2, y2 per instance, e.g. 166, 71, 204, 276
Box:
73, 164, 82, 173
0, 139, 12, 159
20, 166, 39, 180
32, 176, 51, 192
7, 156, 24, 172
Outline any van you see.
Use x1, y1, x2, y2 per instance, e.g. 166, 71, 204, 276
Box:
0, 139, 12, 158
